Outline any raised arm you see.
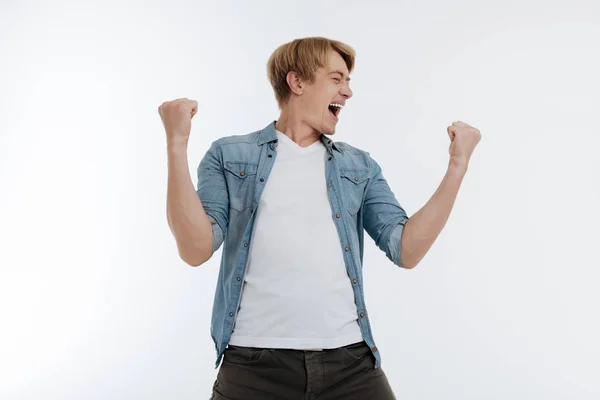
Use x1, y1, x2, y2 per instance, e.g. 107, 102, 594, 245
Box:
160, 98, 220, 267
399, 121, 481, 269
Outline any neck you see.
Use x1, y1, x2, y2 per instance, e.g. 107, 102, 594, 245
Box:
275, 107, 321, 148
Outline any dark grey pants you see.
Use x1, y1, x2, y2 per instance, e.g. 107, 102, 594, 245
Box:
210, 341, 396, 399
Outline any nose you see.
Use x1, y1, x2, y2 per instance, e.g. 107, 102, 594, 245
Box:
341, 83, 353, 100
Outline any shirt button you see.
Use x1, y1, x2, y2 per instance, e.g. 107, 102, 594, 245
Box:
328, 157, 332, 160
354, 177, 358, 181
360, 312, 364, 317
336, 214, 340, 218
353, 279, 357, 284
260, 178, 264, 182
372, 347, 378, 352
229, 312, 234, 317
244, 243, 248, 247
240, 172, 245, 176
345, 247, 349, 252
268, 154, 272, 157
236, 277, 241, 281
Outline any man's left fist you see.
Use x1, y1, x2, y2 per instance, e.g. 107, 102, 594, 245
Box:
447, 121, 481, 166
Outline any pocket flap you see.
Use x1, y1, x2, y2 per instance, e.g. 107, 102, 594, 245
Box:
340, 168, 369, 184
223, 162, 258, 178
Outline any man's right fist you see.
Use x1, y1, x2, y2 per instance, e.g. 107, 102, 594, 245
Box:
158, 98, 198, 145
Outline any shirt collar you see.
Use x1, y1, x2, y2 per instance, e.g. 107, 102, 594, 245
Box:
257, 121, 342, 154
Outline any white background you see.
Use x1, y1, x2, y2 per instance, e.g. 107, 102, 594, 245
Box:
1, 0, 599, 398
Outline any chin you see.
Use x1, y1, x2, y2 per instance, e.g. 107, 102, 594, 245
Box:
311, 117, 336, 135
321, 123, 337, 135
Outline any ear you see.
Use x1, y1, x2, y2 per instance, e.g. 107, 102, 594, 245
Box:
286, 71, 303, 95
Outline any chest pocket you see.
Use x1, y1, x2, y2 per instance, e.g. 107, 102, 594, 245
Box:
223, 161, 258, 212
339, 168, 369, 215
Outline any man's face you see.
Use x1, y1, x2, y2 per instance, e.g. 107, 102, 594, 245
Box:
299, 51, 353, 135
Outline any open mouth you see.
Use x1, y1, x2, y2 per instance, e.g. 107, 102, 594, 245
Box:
328, 103, 343, 118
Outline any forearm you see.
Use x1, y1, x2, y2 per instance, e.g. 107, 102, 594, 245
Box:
400, 160, 467, 268
166, 144, 213, 266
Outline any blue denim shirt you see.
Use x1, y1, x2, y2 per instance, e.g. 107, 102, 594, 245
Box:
196, 121, 409, 369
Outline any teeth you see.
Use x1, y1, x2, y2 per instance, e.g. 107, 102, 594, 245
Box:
329, 103, 344, 108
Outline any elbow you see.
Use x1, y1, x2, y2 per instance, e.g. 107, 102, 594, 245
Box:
402, 252, 427, 269
400, 252, 419, 270
183, 257, 206, 267
400, 256, 414, 269
178, 245, 212, 267
181, 253, 209, 267
398, 228, 420, 269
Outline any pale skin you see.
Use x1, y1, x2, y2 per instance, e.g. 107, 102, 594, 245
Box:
158, 53, 481, 268
400, 121, 481, 269
159, 98, 214, 266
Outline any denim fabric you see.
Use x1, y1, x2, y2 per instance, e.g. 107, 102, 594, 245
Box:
196, 121, 409, 369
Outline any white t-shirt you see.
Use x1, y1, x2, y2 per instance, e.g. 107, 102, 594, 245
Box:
228, 130, 363, 350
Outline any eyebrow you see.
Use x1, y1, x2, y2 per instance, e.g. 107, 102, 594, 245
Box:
329, 70, 351, 81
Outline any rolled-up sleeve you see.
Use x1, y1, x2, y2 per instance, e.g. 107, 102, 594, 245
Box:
196, 140, 229, 255
362, 153, 410, 268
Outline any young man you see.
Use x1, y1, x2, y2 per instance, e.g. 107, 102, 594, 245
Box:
159, 37, 481, 400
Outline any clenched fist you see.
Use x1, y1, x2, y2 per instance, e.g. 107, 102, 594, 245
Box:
158, 98, 198, 146
447, 121, 481, 167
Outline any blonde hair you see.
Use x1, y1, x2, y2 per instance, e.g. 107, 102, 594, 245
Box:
267, 37, 355, 109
